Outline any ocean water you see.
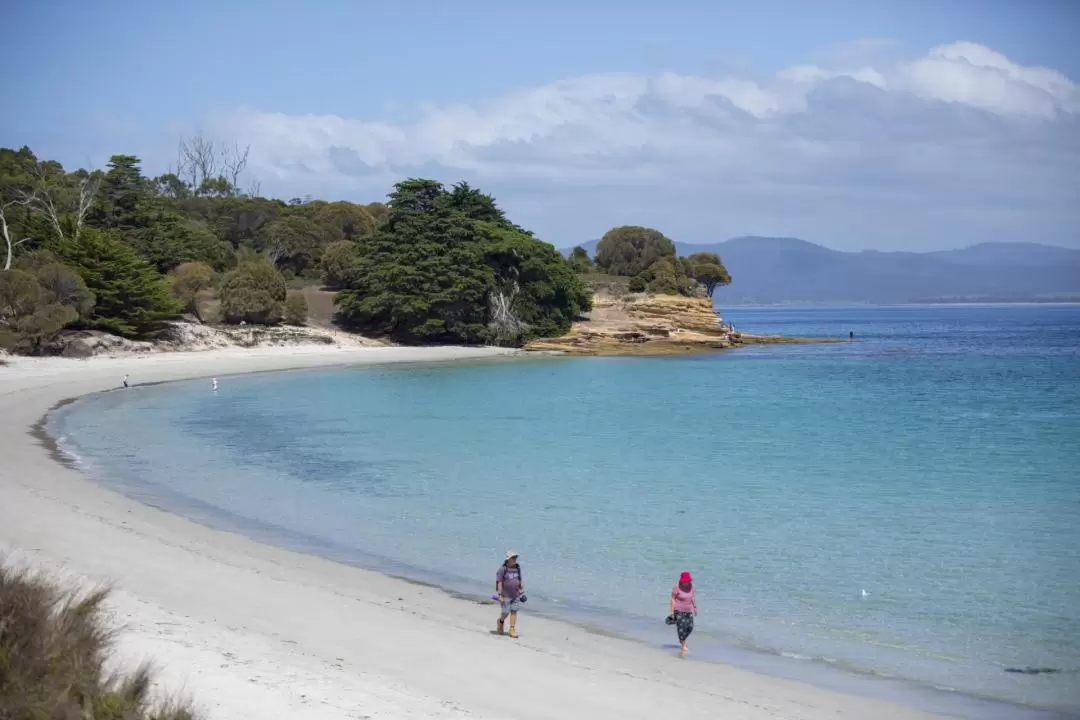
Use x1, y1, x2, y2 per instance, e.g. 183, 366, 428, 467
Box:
49, 304, 1080, 718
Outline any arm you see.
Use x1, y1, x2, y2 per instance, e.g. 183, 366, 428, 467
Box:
669, 588, 676, 616
496, 567, 505, 599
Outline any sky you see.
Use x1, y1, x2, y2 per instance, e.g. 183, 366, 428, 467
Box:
3, 0, 1078, 251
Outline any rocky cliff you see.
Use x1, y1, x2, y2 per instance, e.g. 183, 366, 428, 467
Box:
525, 292, 738, 356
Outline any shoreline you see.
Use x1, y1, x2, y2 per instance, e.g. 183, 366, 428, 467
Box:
48, 384, 1073, 720
0, 347, 1010, 719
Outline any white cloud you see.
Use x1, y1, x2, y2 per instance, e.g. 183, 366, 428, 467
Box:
898, 42, 1079, 118
210, 42, 1080, 250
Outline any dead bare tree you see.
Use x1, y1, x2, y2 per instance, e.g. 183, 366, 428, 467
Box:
177, 133, 251, 196
246, 177, 262, 198
221, 142, 250, 191
1, 191, 35, 271
177, 132, 219, 191
487, 280, 529, 346
29, 165, 101, 244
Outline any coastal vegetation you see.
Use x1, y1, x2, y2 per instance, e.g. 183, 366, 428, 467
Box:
0, 141, 731, 355
0, 562, 196, 719
571, 226, 731, 298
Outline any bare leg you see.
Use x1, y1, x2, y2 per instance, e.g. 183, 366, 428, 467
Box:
497, 612, 508, 634
508, 610, 518, 637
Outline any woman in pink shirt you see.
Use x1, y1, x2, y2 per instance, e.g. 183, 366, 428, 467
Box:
668, 571, 698, 657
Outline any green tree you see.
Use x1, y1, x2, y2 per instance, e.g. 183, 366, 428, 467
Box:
683, 252, 732, 297
168, 262, 215, 319
595, 226, 676, 276
128, 208, 232, 272
314, 201, 375, 241
445, 182, 507, 225
480, 223, 591, 341
90, 155, 149, 230
568, 246, 594, 274
219, 262, 287, 324
57, 228, 180, 337
0, 146, 39, 270
336, 179, 588, 345
337, 180, 493, 343
0, 253, 95, 354
627, 274, 647, 293
321, 239, 359, 290
283, 291, 308, 325
259, 215, 329, 278
364, 202, 389, 227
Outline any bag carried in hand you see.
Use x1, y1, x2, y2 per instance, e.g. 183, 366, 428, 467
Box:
665, 615, 675, 625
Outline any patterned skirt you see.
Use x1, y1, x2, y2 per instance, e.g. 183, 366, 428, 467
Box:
674, 611, 694, 642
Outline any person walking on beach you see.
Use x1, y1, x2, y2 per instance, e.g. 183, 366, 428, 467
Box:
496, 551, 525, 638
122, 374, 129, 389
669, 571, 697, 657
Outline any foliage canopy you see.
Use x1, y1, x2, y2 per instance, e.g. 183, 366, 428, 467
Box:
336, 179, 590, 345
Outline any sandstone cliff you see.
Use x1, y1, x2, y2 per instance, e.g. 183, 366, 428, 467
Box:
525, 292, 738, 356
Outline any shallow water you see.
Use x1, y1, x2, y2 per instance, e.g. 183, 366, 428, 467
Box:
50, 304, 1080, 717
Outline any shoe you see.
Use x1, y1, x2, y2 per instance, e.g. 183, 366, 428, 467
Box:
508, 627, 518, 638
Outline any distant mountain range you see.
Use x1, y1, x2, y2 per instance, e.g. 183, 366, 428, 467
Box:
563, 237, 1080, 304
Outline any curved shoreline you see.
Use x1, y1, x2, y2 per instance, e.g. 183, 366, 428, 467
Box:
0, 347, 975, 719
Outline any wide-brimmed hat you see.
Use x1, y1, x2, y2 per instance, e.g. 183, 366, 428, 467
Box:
679, 571, 693, 585
505, 551, 519, 561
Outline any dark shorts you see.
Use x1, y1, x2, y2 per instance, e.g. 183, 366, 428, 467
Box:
674, 611, 694, 642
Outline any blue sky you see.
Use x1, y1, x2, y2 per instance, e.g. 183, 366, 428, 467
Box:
3, 0, 1078, 251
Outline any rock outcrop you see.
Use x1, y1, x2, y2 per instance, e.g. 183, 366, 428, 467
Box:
525, 292, 737, 356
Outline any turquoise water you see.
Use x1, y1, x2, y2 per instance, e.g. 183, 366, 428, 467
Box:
50, 305, 1080, 717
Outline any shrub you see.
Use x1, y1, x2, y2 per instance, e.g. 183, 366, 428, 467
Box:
168, 262, 215, 320
283, 291, 308, 325
219, 262, 287, 325
0, 253, 96, 354
320, 240, 359, 290
0, 562, 197, 719
627, 274, 647, 293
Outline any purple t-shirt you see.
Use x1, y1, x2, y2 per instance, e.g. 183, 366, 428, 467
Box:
497, 564, 523, 599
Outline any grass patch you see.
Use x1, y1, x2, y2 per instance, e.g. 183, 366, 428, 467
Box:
0, 562, 198, 719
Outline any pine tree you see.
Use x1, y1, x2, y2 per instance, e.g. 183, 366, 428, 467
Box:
58, 228, 180, 337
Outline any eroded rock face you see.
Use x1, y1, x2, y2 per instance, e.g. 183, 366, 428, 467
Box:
526, 292, 735, 356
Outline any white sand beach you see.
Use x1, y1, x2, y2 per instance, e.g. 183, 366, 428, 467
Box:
0, 346, 944, 720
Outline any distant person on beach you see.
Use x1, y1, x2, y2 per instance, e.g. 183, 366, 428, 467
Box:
669, 571, 697, 657
850, 331, 855, 340
122, 374, 129, 388
496, 551, 525, 638
212, 378, 219, 392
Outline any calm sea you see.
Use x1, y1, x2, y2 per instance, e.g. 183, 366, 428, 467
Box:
49, 305, 1080, 718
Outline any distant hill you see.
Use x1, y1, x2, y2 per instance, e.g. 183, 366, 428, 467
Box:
563, 238, 1080, 304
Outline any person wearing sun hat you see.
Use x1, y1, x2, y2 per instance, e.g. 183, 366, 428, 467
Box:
495, 551, 525, 637
668, 570, 698, 657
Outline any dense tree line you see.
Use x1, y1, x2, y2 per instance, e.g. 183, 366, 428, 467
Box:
335, 179, 591, 344
0, 143, 591, 353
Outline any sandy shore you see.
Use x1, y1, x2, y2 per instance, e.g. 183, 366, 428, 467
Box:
0, 346, 943, 720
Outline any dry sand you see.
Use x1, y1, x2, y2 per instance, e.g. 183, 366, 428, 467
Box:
0, 346, 944, 719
